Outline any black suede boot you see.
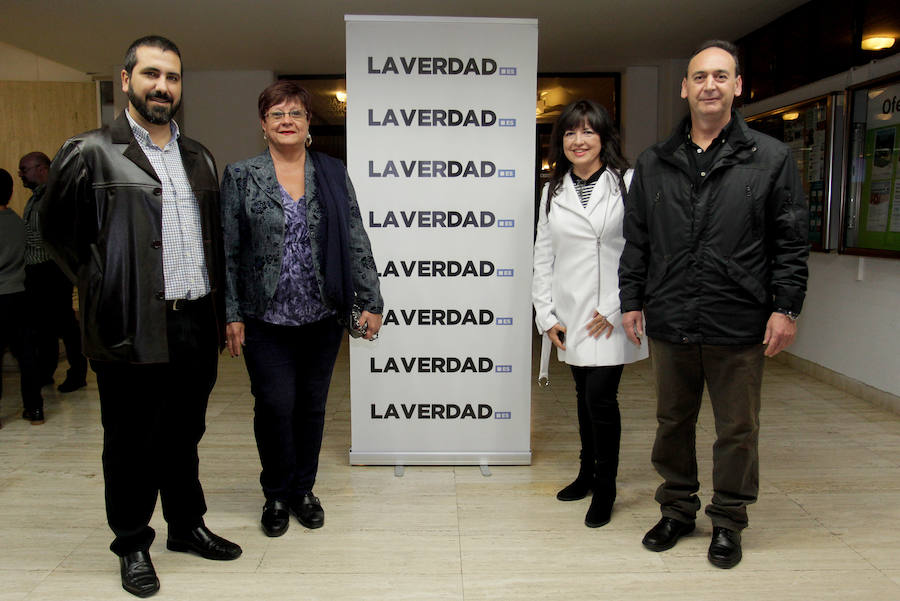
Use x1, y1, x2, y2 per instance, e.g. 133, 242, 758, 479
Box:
585, 442, 618, 526
556, 451, 594, 501
580, 365, 623, 527
584, 483, 615, 527
557, 476, 592, 501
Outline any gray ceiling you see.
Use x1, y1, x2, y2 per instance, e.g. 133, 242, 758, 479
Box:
0, 0, 808, 77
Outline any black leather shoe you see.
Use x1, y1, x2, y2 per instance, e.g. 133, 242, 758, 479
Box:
22, 408, 45, 424
556, 478, 592, 501
290, 492, 324, 529
119, 550, 159, 598
261, 499, 289, 537
57, 378, 87, 393
642, 517, 695, 551
708, 526, 742, 568
584, 494, 614, 528
166, 525, 242, 560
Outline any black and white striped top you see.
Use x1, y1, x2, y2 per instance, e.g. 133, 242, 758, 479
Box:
571, 165, 606, 208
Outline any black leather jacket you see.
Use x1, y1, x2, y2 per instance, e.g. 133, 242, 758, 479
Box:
40, 113, 225, 363
619, 113, 809, 345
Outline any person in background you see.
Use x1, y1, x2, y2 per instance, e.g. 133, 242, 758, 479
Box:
0, 168, 44, 426
221, 80, 382, 538
619, 39, 809, 568
18, 151, 87, 393
532, 99, 648, 528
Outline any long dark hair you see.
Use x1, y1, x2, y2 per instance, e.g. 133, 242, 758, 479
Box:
547, 100, 628, 209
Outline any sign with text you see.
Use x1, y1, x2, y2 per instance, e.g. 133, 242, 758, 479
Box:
845, 79, 900, 255
346, 15, 536, 465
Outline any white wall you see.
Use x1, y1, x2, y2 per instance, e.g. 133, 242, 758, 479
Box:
657, 58, 689, 139
621, 59, 689, 161
791, 254, 900, 396
743, 53, 900, 397
181, 70, 274, 178
0, 41, 91, 82
622, 66, 659, 164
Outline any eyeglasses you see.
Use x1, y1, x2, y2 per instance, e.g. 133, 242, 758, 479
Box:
266, 110, 307, 122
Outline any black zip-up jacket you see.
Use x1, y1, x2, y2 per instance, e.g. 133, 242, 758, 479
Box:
40, 113, 226, 363
618, 112, 809, 345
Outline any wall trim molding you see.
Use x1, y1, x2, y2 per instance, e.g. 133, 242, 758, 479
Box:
774, 352, 900, 416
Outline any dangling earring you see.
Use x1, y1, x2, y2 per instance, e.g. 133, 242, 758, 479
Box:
263, 132, 268, 142
305, 133, 312, 148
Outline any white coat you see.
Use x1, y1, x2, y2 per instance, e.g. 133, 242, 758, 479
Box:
532, 168, 648, 367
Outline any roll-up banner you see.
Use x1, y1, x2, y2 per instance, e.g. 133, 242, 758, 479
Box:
346, 15, 537, 465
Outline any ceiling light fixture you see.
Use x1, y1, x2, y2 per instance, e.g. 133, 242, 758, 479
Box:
861, 36, 895, 51
782, 112, 800, 121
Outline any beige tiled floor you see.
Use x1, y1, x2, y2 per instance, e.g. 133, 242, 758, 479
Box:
2, 336, 899, 600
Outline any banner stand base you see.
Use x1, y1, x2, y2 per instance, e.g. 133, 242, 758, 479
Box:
349, 450, 532, 466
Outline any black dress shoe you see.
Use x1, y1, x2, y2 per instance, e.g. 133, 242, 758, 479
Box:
57, 377, 87, 393
261, 499, 290, 537
166, 525, 242, 560
119, 550, 159, 598
556, 478, 592, 502
290, 492, 324, 529
642, 516, 695, 551
584, 494, 614, 528
708, 526, 742, 568
22, 408, 45, 424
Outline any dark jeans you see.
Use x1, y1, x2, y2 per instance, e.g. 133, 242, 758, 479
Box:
0, 291, 43, 410
25, 261, 86, 382
570, 364, 625, 495
648, 337, 765, 532
243, 317, 344, 503
92, 296, 218, 556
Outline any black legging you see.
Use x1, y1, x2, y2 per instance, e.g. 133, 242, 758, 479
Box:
569, 364, 625, 495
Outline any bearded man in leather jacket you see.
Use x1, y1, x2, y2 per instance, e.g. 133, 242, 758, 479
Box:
41, 35, 240, 598
618, 40, 809, 569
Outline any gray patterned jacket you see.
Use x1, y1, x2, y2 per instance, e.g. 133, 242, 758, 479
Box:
221, 149, 383, 324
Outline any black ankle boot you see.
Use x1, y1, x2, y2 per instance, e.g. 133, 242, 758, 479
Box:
557, 450, 594, 501
556, 477, 592, 501
584, 488, 615, 527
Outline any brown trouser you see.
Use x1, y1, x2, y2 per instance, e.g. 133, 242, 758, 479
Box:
649, 337, 765, 532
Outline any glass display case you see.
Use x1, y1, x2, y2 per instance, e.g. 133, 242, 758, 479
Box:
747, 93, 846, 251
842, 73, 900, 258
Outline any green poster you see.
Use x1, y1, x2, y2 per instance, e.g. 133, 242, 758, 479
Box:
857, 124, 900, 251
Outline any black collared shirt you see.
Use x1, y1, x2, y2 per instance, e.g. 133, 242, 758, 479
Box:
685, 118, 734, 184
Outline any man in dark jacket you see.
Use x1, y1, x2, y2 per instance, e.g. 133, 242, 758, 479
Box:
41, 35, 240, 598
19, 150, 87, 396
619, 40, 808, 569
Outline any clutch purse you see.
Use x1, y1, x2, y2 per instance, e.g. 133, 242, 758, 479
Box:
348, 304, 368, 338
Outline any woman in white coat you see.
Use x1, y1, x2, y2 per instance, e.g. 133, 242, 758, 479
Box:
533, 100, 648, 528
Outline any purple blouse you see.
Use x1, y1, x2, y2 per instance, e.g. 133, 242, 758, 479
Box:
261, 186, 335, 326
